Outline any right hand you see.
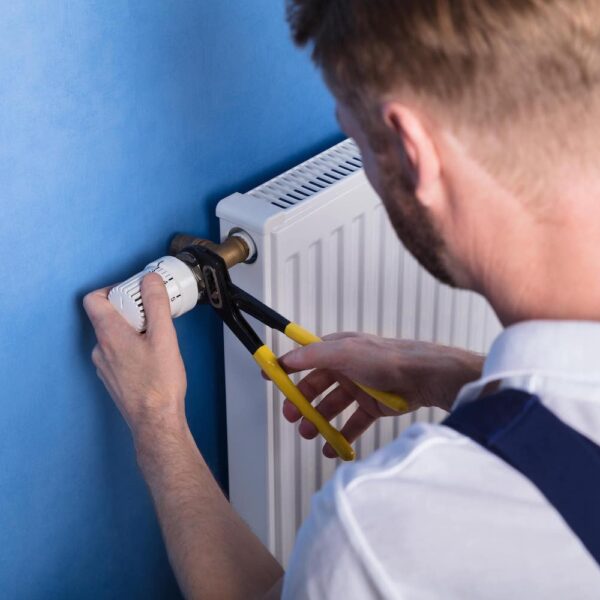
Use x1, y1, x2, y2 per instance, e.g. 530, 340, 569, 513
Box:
277, 332, 484, 458
83, 274, 188, 445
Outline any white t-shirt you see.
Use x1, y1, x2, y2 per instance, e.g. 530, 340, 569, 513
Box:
282, 321, 600, 599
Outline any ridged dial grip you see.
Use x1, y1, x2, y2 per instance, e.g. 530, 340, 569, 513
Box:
108, 256, 198, 332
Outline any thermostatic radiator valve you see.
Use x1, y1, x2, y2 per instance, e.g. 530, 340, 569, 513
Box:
108, 230, 256, 332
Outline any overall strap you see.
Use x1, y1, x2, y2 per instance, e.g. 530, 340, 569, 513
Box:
444, 389, 600, 566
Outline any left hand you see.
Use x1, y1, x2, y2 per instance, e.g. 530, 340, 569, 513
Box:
277, 332, 484, 458
83, 273, 188, 441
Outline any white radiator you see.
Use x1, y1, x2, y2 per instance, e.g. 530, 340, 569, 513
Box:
216, 139, 502, 565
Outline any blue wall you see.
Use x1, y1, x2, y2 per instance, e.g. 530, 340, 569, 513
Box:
0, 2, 340, 597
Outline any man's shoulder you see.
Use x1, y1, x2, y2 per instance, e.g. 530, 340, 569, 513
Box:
288, 423, 525, 597
286, 421, 600, 599
330, 421, 511, 501
336, 421, 557, 550
321, 421, 599, 593
314, 421, 524, 563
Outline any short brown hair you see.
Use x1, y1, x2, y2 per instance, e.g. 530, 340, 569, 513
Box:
287, 1, 600, 190
287, 0, 600, 202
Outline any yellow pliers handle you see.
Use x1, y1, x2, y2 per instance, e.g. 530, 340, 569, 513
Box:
187, 242, 408, 462
254, 345, 356, 461
254, 324, 410, 462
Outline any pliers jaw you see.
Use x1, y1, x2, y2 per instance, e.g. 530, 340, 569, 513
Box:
181, 244, 264, 354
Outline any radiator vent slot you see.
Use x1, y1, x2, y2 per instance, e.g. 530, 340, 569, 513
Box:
249, 138, 363, 209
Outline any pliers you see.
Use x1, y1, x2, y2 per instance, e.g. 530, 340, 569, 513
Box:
184, 244, 409, 461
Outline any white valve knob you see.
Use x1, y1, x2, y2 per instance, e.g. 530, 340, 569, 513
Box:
108, 256, 199, 332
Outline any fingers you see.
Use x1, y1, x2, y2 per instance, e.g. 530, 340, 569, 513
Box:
282, 368, 338, 422
266, 333, 361, 378
323, 407, 377, 459
83, 286, 131, 343
82, 286, 115, 331
321, 332, 361, 342
91, 344, 103, 368
279, 339, 350, 374
298, 384, 355, 439
266, 331, 384, 457
141, 273, 175, 338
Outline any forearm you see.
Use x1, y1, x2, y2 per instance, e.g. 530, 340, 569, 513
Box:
135, 420, 283, 600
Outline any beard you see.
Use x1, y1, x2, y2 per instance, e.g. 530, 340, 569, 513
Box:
371, 144, 457, 288
336, 93, 457, 287
383, 176, 456, 287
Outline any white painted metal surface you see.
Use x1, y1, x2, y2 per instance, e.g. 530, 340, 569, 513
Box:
216, 139, 502, 565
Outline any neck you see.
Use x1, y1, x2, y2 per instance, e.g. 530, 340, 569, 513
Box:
438, 128, 600, 327
479, 209, 600, 327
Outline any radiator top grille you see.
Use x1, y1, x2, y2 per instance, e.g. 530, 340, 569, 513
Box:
249, 138, 363, 210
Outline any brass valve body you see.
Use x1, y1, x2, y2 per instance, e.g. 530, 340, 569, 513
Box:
169, 233, 250, 269
169, 232, 253, 304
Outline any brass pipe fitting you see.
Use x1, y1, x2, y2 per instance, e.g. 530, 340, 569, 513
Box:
169, 232, 253, 269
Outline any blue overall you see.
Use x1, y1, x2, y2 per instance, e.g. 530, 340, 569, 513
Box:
443, 389, 600, 566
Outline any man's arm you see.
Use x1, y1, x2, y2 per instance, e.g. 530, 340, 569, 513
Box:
83, 273, 483, 597
136, 423, 283, 599
83, 274, 283, 599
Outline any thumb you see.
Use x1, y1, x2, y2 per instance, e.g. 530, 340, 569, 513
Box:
141, 273, 174, 336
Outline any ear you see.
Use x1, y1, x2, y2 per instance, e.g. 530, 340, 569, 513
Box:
381, 102, 443, 209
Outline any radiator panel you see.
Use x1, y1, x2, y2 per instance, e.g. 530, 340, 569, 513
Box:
217, 139, 502, 565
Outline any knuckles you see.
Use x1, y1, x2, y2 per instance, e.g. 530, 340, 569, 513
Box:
94, 322, 115, 350
94, 323, 124, 357
82, 292, 98, 315
91, 345, 102, 367
336, 336, 359, 361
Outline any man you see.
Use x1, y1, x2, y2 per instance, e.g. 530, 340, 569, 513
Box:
84, 1, 600, 597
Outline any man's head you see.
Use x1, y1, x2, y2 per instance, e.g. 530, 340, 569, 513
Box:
287, 0, 600, 301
